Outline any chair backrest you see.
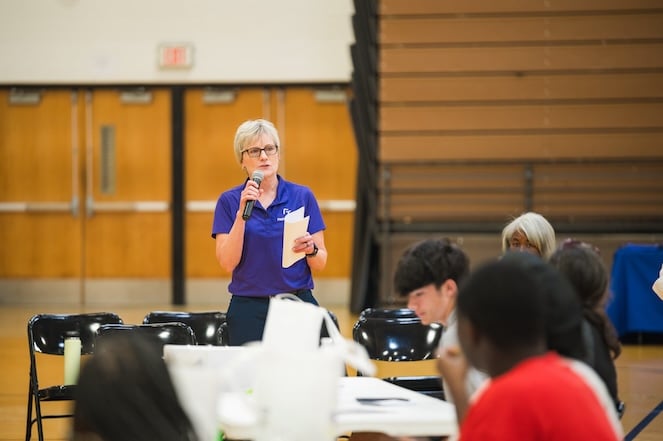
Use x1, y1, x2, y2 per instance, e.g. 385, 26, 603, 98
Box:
143, 311, 227, 345
28, 312, 124, 356
96, 323, 197, 347
352, 308, 442, 361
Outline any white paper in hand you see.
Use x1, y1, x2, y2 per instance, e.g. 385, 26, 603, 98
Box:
282, 206, 309, 268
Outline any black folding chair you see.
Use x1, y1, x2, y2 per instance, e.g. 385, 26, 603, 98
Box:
25, 312, 123, 441
95, 322, 197, 348
143, 311, 228, 345
352, 307, 445, 400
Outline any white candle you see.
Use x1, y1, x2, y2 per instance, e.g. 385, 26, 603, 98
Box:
64, 332, 81, 385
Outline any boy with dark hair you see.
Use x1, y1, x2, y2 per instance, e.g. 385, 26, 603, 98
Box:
394, 238, 485, 410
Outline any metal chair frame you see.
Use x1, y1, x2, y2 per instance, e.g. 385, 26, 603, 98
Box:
95, 322, 197, 347
143, 311, 228, 346
25, 312, 123, 441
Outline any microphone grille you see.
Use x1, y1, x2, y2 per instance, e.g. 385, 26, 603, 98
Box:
251, 170, 264, 183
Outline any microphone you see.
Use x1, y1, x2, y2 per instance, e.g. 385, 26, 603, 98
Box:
242, 170, 264, 220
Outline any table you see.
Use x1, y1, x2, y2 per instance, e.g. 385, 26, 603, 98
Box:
164, 345, 458, 440
335, 376, 457, 437
607, 243, 663, 337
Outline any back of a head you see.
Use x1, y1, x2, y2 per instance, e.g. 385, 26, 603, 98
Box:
457, 257, 547, 351
501, 252, 586, 360
549, 242, 608, 309
72, 333, 197, 441
394, 237, 470, 297
549, 241, 621, 359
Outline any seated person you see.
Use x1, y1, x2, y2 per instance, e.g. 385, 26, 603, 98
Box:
442, 257, 622, 440
550, 239, 624, 416
501, 211, 556, 259
394, 238, 487, 412
71, 333, 198, 441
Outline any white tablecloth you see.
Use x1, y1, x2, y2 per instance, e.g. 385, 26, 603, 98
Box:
335, 376, 458, 437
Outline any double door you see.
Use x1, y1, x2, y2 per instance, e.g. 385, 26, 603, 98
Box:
1, 86, 357, 304
0, 88, 171, 303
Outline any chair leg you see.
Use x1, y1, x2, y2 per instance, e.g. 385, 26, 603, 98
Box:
24, 382, 33, 441
34, 396, 44, 441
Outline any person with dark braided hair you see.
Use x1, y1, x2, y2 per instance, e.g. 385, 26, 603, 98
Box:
550, 239, 623, 416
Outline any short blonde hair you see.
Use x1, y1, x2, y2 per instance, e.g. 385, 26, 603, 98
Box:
233, 119, 281, 164
501, 212, 556, 259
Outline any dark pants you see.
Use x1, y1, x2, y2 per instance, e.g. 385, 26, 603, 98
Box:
226, 290, 318, 346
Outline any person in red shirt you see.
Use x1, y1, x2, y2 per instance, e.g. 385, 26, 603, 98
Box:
444, 256, 622, 441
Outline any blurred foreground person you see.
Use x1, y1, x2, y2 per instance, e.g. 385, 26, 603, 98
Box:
444, 257, 622, 441
71, 333, 198, 441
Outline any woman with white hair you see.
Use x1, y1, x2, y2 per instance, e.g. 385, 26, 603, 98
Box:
501, 211, 556, 260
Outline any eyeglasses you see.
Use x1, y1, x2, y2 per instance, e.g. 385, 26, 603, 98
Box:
241, 144, 279, 158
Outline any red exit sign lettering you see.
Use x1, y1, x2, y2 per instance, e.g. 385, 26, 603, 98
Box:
158, 44, 194, 69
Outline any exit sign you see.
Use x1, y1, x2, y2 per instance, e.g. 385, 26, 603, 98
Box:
158, 44, 194, 69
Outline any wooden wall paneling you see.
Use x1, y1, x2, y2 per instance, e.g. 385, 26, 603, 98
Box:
371, 0, 663, 305
380, 133, 663, 162
533, 201, 663, 218
533, 162, 663, 188
380, 44, 663, 74
532, 162, 663, 218
385, 164, 525, 190
380, 14, 663, 45
381, 73, 663, 103
380, 103, 663, 132
380, 163, 525, 222
379, 157, 663, 222
184, 87, 266, 277
379, 0, 663, 15
383, 194, 525, 221
381, 159, 663, 222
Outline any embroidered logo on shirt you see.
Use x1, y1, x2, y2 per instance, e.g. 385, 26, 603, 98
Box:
277, 207, 295, 222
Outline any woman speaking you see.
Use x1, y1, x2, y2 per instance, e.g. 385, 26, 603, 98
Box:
211, 119, 328, 346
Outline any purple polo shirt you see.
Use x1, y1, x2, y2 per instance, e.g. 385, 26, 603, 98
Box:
211, 175, 326, 296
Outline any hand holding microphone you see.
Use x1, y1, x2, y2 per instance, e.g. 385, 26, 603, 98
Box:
242, 170, 264, 220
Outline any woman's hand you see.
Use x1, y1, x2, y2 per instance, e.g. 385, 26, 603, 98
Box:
294, 233, 316, 255
295, 230, 327, 270
239, 178, 263, 215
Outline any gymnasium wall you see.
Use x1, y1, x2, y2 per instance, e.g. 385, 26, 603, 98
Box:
371, 0, 663, 303
0, 0, 355, 84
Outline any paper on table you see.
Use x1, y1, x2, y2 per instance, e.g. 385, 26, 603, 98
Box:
282, 206, 309, 268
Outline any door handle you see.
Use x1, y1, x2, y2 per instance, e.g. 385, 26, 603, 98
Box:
88, 200, 170, 214
0, 201, 75, 213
